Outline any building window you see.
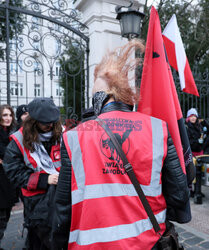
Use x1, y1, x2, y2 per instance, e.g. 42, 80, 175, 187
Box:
10, 60, 23, 74
34, 61, 41, 71
55, 62, 60, 76
56, 83, 64, 96
55, 41, 61, 55
10, 82, 23, 96
31, 17, 39, 30
10, 62, 16, 74
33, 41, 40, 50
54, 24, 59, 31
34, 84, 41, 97
9, 41, 17, 51
18, 60, 23, 73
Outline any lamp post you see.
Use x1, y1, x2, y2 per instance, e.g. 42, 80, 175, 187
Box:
115, 1, 145, 40
116, 1, 145, 90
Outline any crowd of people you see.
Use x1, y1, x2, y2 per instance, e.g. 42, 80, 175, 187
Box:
0, 39, 202, 250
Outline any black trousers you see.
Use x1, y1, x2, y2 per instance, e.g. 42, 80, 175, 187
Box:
27, 227, 50, 250
0, 207, 12, 242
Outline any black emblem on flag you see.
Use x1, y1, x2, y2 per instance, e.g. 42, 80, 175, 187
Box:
153, 51, 160, 58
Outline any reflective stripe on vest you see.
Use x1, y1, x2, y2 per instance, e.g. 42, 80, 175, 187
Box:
11, 130, 36, 170
69, 210, 165, 246
68, 117, 164, 206
66, 116, 167, 246
11, 130, 61, 171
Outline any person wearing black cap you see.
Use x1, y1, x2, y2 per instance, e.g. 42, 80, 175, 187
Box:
15, 104, 29, 131
3, 98, 62, 250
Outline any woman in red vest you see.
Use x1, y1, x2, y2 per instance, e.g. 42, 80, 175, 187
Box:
52, 40, 190, 250
3, 98, 62, 250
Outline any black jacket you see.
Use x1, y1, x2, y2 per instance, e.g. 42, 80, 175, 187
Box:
51, 103, 190, 250
186, 121, 203, 152
201, 119, 209, 154
0, 126, 16, 208
2, 136, 56, 227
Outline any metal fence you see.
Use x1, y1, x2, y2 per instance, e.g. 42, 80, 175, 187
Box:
136, 64, 209, 119
0, 0, 89, 122
173, 66, 209, 119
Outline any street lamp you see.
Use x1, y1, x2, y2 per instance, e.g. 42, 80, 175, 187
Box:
116, 1, 145, 40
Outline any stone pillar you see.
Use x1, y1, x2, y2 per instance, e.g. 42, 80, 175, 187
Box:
74, 0, 145, 102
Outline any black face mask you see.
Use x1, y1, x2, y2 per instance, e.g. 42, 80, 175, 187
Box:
92, 91, 111, 116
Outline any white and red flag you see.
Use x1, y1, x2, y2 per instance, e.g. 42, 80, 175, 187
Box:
162, 14, 199, 96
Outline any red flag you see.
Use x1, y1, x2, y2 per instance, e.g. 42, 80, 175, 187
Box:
162, 14, 199, 96
138, 7, 195, 182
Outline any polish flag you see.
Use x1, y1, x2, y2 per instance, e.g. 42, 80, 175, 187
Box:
162, 14, 199, 96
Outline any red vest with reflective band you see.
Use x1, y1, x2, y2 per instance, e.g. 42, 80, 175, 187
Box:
10, 128, 61, 197
63, 111, 168, 249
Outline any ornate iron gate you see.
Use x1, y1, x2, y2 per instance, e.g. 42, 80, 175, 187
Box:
0, 0, 89, 122
173, 66, 209, 119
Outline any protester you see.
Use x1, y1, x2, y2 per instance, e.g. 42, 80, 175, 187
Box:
186, 110, 209, 198
51, 40, 190, 250
186, 108, 204, 156
0, 104, 17, 249
15, 104, 29, 131
3, 98, 62, 250
200, 118, 209, 154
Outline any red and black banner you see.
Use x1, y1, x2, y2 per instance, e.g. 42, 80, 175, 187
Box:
138, 7, 195, 183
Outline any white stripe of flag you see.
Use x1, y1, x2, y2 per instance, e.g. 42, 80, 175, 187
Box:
162, 14, 199, 96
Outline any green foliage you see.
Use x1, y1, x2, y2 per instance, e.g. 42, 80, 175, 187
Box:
141, 0, 151, 42
0, 0, 24, 59
141, 0, 209, 73
59, 41, 85, 120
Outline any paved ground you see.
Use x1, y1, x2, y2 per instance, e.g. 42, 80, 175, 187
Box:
1, 186, 209, 249
1, 203, 27, 250
174, 185, 209, 249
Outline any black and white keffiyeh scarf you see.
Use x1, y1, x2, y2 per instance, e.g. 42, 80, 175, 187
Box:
30, 131, 58, 174
92, 91, 111, 116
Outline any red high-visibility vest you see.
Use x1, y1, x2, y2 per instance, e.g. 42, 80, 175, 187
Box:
63, 111, 168, 249
10, 128, 61, 197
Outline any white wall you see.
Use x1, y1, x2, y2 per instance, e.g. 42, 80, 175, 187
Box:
75, 0, 145, 100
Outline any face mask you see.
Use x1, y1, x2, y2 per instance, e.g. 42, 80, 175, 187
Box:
92, 91, 111, 116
